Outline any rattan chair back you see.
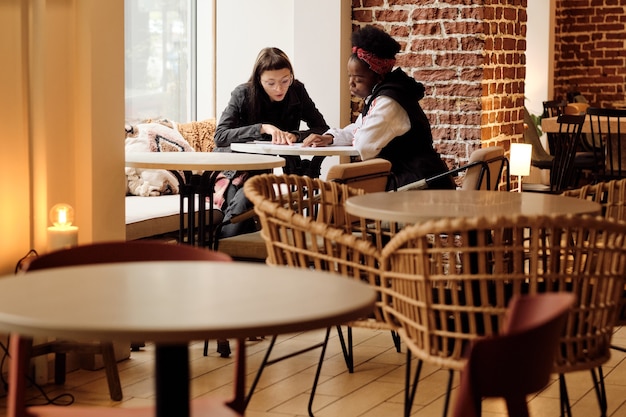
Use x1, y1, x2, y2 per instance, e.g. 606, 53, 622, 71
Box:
244, 174, 388, 326
381, 214, 626, 373
562, 179, 626, 327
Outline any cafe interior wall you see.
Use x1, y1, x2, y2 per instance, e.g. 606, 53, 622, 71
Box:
552, 0, 626, 108
3, 1, 602, 275
351, 1, 528, 177
0, 0, 125, 275
0, 0, 351, 275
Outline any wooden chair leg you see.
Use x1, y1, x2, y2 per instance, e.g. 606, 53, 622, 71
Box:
54, 352, 67, 384
101, 342, 123, 401
8, 335, 31, 417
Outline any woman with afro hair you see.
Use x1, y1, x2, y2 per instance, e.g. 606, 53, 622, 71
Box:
303, 25, 454, 190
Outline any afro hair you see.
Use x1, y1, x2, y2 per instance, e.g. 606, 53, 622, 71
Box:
351, 25, 401, 59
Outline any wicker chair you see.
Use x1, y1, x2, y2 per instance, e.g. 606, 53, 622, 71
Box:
243, 174, 400, 374
561, 178, 626, 353
381, 214, 626, 417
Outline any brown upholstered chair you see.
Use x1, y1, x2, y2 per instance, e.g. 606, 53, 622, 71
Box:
19, 241, 232, 401
452, 293, 574, 417
326, 157, 395, 192
382, 214, 626, 417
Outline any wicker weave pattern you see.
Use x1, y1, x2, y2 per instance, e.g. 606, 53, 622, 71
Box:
381, 214, 626, 373
244, 174, 390, 327
562, 178, 626, 326
561, 179, 626, 223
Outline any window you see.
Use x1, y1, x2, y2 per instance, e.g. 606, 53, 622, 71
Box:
124, 0, 195, 122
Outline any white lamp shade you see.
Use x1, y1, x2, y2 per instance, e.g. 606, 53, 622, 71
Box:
510, 143, 532, 176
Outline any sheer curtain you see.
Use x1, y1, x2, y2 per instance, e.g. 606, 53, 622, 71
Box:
124, 0, 196, 122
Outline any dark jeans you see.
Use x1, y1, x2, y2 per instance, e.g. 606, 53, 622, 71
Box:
219, 184, 257, 238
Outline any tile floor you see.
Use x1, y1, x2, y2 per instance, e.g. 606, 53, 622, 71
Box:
1, 325, 625, 416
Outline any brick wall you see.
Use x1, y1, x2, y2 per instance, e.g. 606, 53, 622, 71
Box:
553, 0, 626, 108
351, 0, 528, 170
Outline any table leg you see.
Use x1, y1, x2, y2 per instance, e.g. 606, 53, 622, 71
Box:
171, 170, 221, 247
226, 338, 247, 414
155, 344, 189, 417
198, 170, 221, 248
171, 171, 189, 244
282, 155, 326, 178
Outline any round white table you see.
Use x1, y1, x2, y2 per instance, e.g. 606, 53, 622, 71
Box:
230, 142, 359, 178
345, 189, 601, 223
0, 261, 375, 417
125, 152, 285, 246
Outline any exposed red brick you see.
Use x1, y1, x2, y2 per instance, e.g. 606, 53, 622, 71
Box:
353, 1, 529, 161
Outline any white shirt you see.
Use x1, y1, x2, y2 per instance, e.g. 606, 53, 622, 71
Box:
327, 95, 411, 160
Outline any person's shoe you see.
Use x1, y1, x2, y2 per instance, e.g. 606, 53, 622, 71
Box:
130, 341, 145, 351
216, 340, 231, 358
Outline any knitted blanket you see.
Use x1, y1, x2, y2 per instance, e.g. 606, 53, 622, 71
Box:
125, 122, 194, 196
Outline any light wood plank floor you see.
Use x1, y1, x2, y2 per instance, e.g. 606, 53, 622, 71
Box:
1, 326, 625, 416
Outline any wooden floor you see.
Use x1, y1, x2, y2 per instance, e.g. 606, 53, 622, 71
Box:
1, 326, 626, 416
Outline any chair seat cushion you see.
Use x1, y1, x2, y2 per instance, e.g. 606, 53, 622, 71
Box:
217, 231, 267, 261
126, 195, 224, 240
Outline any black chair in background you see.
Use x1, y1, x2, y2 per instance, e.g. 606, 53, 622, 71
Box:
523, 114, 585, 193
542, 99, 567, 118
587, 107, 626, 181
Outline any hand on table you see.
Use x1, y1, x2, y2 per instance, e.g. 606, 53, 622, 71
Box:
302, 134, 333, 147
261, 124, 296, 145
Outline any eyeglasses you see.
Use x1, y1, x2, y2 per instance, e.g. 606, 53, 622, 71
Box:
260, 75, 293, 90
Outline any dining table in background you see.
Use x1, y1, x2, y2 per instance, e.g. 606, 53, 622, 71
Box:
230, 142, 360, 178
0, 261, 376, 417
347, 189, 601, 275
345, 189, 601, 224
125, 151, 285, 247
541, 114, 626, 133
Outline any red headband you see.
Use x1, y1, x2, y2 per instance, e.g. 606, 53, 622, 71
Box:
352, 46, 396, 75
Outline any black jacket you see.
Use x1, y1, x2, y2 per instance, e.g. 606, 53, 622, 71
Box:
363, 68, 454, 189
214, 80, 329, 150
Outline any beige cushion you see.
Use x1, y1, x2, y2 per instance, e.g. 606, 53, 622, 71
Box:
217, 231, 267, 261
462, 146, 505, 190
326, 158, 392, 193
125, 195, 223, 240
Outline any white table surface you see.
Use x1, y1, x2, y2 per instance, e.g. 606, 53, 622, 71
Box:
2, 261, 375, 417
231, 142, 359, 159
125, 152, 285, 246
345, 190, 601, 224
125, 151, 285, 171
0, 262, 375, 341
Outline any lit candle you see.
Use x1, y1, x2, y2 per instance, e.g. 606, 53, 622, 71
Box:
47, 203, 79, 252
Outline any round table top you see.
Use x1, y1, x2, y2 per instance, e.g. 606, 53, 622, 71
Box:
541, 114, 626, 134
125, 151, 285, 171
345, 190, 602, 223
231, 142, 359, 157
0, 262, 375, 342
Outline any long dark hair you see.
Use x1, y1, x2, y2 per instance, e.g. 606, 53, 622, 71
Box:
247, 47, 294, 120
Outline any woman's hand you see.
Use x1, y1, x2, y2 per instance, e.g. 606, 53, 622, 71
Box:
302, 133, 333, 147
261, 124, 296, 145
